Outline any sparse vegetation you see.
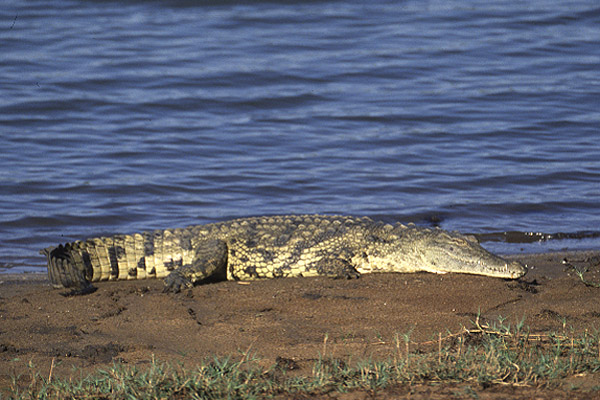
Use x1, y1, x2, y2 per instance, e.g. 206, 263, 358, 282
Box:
5, 316, 600, 399
563, 256, 600, 288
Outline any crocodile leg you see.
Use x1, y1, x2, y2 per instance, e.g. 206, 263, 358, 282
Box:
163, 239, 228, 293
313, 257, 361, 279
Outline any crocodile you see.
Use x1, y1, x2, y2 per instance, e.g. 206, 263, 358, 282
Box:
40, 214, 527, 294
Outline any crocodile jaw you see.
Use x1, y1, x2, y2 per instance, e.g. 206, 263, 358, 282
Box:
424, 258, 527, 279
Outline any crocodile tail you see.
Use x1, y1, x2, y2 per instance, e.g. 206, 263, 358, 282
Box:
40, 227, 198, 289
40, 243, 94, 291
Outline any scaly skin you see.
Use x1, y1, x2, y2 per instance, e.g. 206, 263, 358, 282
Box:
40, 215, 527, 294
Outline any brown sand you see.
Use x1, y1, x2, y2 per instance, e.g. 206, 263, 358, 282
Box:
2, 250, 600, 398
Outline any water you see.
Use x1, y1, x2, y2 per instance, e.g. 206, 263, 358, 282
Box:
1, 0, 599, 273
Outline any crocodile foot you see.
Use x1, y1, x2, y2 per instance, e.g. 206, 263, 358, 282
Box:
163, 271, 194, 293
315, 258, 361, 279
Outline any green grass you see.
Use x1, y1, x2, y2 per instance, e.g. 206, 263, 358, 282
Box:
5, 317, 600, 399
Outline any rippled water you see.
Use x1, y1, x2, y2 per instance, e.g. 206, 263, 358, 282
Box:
1, 0, 600, 273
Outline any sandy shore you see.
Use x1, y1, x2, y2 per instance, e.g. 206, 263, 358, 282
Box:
2, 250, 600, 398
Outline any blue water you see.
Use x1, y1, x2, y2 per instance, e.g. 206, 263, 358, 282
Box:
1, 0, 600, 273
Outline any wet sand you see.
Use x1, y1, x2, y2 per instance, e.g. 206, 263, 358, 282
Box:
2, 250, 600, 398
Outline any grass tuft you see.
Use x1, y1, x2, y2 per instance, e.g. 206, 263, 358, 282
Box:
6, 317, 600, 399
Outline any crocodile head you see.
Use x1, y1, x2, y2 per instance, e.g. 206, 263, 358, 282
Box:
412, 229, 527, 279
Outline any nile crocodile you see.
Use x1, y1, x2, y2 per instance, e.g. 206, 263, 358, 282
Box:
40, 214, 527, 294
